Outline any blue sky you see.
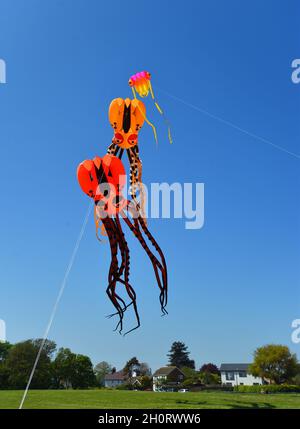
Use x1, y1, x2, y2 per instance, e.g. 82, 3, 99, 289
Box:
0, 0, 299, 372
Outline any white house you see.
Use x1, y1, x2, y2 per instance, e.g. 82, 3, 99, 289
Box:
220, 363, 263, 386
104, 367, 143, 388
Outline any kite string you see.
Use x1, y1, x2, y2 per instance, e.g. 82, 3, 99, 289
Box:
157, 87, 300, 160
19, 200, 93, 409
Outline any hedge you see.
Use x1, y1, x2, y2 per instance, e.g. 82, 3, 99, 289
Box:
234, 384, 300, 393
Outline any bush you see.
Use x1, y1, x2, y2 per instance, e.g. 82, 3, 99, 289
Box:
200, 385, 233, 392
234, 384, 300, 394
115, 383, 131, 390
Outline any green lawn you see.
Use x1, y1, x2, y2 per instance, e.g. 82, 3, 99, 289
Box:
0, 390, 300, 409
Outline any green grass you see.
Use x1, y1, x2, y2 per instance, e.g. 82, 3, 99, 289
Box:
0, 390, 300, 409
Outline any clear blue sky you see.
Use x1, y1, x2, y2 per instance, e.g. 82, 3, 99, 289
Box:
0, 0, 299, 371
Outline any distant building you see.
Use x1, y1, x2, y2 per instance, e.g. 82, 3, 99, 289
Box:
104, 370, 126, 388
152, 366, 185, 392
220, 363, 263, 386
104, 369, 143, 388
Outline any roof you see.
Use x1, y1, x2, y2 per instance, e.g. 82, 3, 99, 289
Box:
104, 370, 126, 381
153, 366, 184, 377
220, 363, 250, 372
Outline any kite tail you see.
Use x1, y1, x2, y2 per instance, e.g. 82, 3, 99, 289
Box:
137, 214, 168, 309
131, 87, 158, 145
94, 205, 107, 241
102, 217, 125, 333
122, 209, 168, 315
104, 215, 140, 335
127, 147, 147, 225
114, 215, 140, 335
149, 81, 173, 144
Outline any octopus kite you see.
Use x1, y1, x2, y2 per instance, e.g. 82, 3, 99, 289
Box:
106, 97, 146, 217
77, 154, 168, 334
128, 70, 172, 144
77, 71, 170, 334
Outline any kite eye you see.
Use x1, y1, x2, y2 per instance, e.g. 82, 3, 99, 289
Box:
128, 79, 133, 87
127, 134, 138, 145
114, 133, 124, 144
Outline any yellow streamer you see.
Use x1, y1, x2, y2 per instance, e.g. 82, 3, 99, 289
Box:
94, 205, 107, 242
149, 82, 173, 144
131, 87, 158, 145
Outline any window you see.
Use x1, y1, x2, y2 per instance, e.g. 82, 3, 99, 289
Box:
239, 372, 247, 377
226, 372, 235, 381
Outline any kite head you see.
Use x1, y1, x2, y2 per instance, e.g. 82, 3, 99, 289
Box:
128, 71, 151, 97
108, 98, 146, 149
77, 154, 128, 216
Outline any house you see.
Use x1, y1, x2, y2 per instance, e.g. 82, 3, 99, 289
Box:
152, 366, 185, 392
220, 363, 263, 386
104, 369, 142, 388
104, 370, 126, 388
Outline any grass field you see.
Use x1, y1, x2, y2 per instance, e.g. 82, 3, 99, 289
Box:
0, 390, 300, 409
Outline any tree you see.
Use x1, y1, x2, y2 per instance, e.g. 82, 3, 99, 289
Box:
53, 348, 96, 389
292, 372, 300, 386
139, 375, 152, 390
199, 371, 221, 385
72, 354, 96, 389
0, 341, 12, 389
123, 357, 140, 377
0, 365, 10, 389
94, 361, 112, 386
0, 341, 12, 362
6, 339, 56, 389
199, 363, 220, 375
139, 362, 151, 376
249, 344, 299, 384
53, 348, 76, 389
167, 341, 195, 369
181, 366, 199, 388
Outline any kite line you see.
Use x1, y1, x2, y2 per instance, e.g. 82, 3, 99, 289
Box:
19, 201, 93, 409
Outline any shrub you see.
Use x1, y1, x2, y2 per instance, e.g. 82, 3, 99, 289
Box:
234, 384, 300, 394
200, 385, 233, 392
115, 382, 133, 390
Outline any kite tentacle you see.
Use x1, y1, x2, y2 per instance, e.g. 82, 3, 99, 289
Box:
105, 215, 140, 334
114, 215, 141, 335
107, 142, 117, 155
127, 148, 140, 206
121, 210, 168, 315
129, 203, 167, 311
134, 146, 146, 221
102, 217, 125, 333
137, 215, 168, 308
133, 217, 168, 315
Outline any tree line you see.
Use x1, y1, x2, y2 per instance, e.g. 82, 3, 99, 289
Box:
167, 341, 300, 387
0, 340, 96, 389
0, 339, 299, 390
